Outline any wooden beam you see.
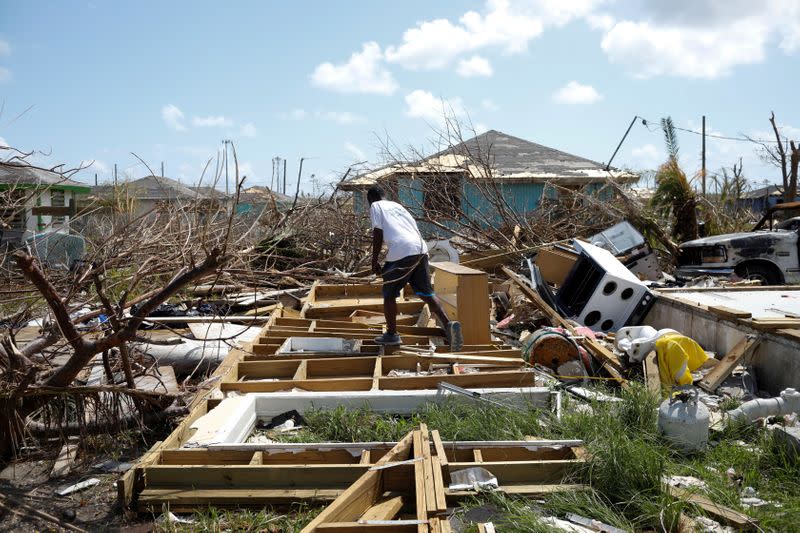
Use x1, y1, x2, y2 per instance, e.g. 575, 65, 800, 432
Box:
293, 360, 308, 380
359, 495, 404, 521
707, 305, 752, 320
643, 351, 661, 396
667, 485, 757, 530
698, 336, 760, 393
301, 432, 415, 532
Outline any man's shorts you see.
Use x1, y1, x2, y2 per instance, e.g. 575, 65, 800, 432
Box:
382, 254, 434, 299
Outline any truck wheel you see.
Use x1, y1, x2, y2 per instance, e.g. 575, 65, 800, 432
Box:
735, 263, 782, 285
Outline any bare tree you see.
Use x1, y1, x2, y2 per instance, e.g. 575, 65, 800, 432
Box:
749, 111, 799, 203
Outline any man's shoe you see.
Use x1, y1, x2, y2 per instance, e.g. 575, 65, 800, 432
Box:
447, 321, 463, 352
374, 332, 402, 345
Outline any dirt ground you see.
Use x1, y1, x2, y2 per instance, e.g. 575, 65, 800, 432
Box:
0, 428, 170, 532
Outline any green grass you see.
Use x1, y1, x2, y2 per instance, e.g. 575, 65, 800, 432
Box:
174, 385, 800, 532
154, 504, 322, 533
278, 400, 546, 443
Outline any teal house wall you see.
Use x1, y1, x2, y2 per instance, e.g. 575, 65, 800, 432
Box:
355, 177, 561, 238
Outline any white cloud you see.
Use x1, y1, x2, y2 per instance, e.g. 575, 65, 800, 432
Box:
192, 115, 234, 128
457, 55, 493, 77
0, 39, 9, 57
405, 90, 466, 123
239, 122, 257, 137
481, 98, 499, 111
311, 42, 398, 95
318, 111, 365, 124
0, 67, 11, 83
345, 142, 366, 161
384, 0, 600, 70
80, 159, 110, 174
552, 81, 603, 104
629, 144, 662, 169
282, 109, 364, 124
237, 161, 256, 180
285, 109, 308, 120
599, 2, 800, 79
161, 104, 186, 131
0, 136, 8, 148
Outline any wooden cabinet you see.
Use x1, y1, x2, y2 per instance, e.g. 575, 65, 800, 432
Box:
430, 261, 491, 346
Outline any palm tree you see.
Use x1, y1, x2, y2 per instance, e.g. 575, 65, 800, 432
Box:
650, 117, 698, 242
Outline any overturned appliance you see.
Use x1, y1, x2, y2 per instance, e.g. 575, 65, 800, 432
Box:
556, 240, 654, 333
589, 220, 662, 281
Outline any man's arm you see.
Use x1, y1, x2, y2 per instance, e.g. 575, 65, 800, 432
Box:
372, 228, 383, 276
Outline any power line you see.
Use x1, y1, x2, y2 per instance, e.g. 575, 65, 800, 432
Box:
640, 117, 784, 144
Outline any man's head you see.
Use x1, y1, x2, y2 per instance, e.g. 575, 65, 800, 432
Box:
367, 186, 384, 205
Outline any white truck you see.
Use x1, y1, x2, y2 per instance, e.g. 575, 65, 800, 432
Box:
676, 202, 800, 285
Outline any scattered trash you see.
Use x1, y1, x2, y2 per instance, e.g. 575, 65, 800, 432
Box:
56, 478, 100, 496
664, 475, 709, 491
449, 467, 499, 491
658, 387, 710, 453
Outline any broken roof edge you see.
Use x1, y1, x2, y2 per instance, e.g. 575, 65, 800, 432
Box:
339, 129, 639, 190
339, 169, 639, 190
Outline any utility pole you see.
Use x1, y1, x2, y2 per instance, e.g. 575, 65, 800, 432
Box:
283, 159, 287, 195
161, 161, 165, 178
222, 140, 230, 195
114, 163, 118, 186
605, 115, 640, 171
94, 173, 97, 186
701, 115, 706, 196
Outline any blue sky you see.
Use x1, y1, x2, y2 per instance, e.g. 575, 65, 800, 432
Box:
1, 0, 799, 193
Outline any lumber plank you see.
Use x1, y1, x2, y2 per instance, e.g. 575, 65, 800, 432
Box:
293, 360, 308, 380
431, 456, 448, 513
643, 351, 661, 396
412, 430, 428, 533
446, 483, 587, 499
138, 488, 341, 510
667, 485, 757, 530
372, 357, 382, 391
707, 305, 752, 319
698, 336, 760, 393
446, 460, 580, 484
359, 495, 404, 521
301, 432, 415, 532
431, 430, 448, 466
316, 524, 419, 532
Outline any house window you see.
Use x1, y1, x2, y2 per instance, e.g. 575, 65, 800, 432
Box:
1, 189, 27, 232
423, 173, 461, 219
51, 189, 66, 224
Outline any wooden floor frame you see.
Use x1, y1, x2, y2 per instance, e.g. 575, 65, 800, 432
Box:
136, 425, 586, 528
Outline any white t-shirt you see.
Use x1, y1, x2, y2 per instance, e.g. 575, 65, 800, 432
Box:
369, 200, 428, 262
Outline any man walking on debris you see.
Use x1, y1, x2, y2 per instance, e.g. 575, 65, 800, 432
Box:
368, 186, 463, 350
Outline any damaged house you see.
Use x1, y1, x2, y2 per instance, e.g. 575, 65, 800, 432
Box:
340, 129, 639, 234
0, 162, 91, 245
91, 175, 230, 217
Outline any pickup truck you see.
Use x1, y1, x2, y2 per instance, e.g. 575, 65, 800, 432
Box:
676, 201, 800, 285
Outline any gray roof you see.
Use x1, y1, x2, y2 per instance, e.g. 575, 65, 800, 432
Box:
190, 185, 230, 199
341, 129, 636, 189
239, 186, 292, 203
94, 175, 207, 200
742, 184, 782, 199
430, 129, 613, 176
0, 163, 91, 190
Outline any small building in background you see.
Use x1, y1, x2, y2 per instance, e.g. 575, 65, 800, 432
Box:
236, 185, 293, 215
0, 162, 91, 245
339, 129, 638, 235
91, 175, 229, 216
737, 184, 800, 213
